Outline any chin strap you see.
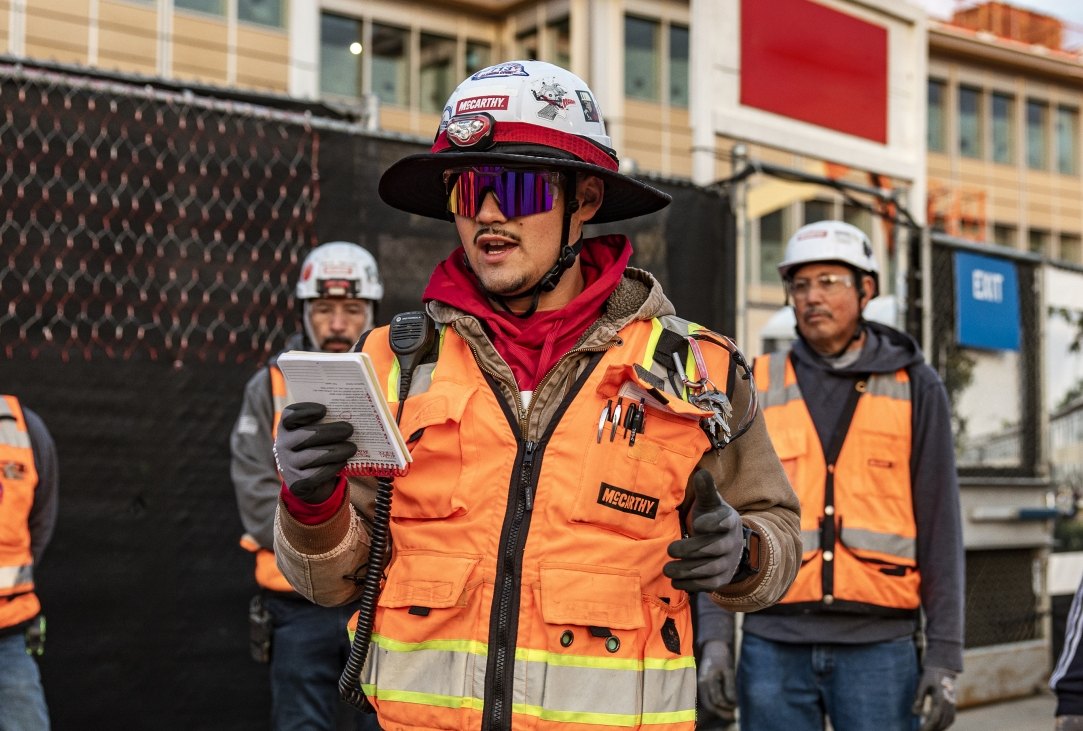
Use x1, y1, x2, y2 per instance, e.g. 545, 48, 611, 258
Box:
471, 174, 584, 319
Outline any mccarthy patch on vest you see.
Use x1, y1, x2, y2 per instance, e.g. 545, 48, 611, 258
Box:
597, 483, 658, 519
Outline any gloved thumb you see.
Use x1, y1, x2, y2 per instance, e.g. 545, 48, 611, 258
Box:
690, 469, 734, 538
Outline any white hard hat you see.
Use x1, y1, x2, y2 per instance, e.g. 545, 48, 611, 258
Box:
378, 60, 670, 224
778, 220, 878, 281
295, 242, 383, 301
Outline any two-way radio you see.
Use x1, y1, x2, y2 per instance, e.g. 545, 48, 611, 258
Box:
339, 311, 437, 712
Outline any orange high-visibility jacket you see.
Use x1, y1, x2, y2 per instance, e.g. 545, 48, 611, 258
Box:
754, 351, 920, 615
356, 316, 727, 730
239, 366, 294, 594
0, 395, 42, 630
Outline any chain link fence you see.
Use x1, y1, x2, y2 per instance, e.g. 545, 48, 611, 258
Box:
0, 59, 326, 364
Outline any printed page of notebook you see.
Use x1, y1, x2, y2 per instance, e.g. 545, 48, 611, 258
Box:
276, 351, 411, 474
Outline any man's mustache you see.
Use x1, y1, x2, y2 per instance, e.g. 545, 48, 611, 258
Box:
474, 227, 521, 245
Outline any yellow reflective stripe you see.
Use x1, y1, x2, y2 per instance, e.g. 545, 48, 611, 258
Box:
513, 702, 697, 725
642, 318, 665, 370
371, 633, 488, 655
386, 360, 401, 403
367, 686, 484, 710
515, 646, 695, 672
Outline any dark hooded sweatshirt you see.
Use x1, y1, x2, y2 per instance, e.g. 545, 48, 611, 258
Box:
698, 321, 964, 672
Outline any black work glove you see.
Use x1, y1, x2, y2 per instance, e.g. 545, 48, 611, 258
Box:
911, 665, 957, 731
273, 402, 357, 504
697, 639, 737, 721
663, 469, 744, 592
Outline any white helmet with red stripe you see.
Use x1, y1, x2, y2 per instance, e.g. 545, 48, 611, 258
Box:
295, 242, 383, 301
378, 60, 670, 224
778, 220, 879, 282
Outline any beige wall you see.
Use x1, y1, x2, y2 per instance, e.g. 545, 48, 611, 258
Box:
10, 0, 291, 92
99, 1, 158, 76
25, 0, 90, 64
619, 100, 693, 178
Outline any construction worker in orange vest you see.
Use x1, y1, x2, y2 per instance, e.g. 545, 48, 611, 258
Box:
229, 242, 383, 730
0, 394, 58, 730
698, 220, 964, 731
270, 60, 802, 731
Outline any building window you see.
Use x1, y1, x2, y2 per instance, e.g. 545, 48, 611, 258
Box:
991, 92, 1015, 164
466, 41, 492, 75
544, 18, 571, 69
1057, 106, 1079, 175
175, 0, 223, 13
804, 199, 833, 225
1027, 99, 1048, 170
758, 209, 785, 285
993, 223, 1017, 247
319, 13, 363, 99
516, 28, 538, 60
927, 80, 946, 152
372, 23, 410, 107
238, 0, 282, 27
625, 16, 660, 101
1028, 228, 1049, 255
958, 86, 982, 159
669, 24, 689, 108
843, 204, 871, 234
420, 33, 456, 114
1061, 233, 1082, 264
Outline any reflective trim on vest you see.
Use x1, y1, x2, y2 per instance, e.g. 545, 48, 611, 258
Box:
247, 371, 296, 593
361, 633, 697, 724
0, 564, 33, 595
269, 366, 288, 442
756, 353, 919, 611
0, 395, 41, 629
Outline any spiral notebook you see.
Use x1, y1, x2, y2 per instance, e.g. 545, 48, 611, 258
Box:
276, 350, 411, 477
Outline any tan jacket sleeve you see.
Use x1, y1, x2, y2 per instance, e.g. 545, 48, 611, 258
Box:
698, 362, 802, 612
274, 477, 378, 607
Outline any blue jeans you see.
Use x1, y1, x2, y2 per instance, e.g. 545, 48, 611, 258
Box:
737, 633, 919, 731
0, 630, 50, 731
265, 596, 381, 731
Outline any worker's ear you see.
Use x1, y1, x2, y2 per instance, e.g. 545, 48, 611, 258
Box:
574, 175, 604, 223
858, 273, 877, 308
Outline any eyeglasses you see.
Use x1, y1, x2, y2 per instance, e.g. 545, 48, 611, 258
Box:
786, 273, 855, 299
445, 167, 564, 218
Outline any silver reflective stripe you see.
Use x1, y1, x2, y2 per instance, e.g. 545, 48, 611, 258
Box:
362, 634, 696, 722
866, 372, 910, 401
801, 529, 820, 552
0, 399, 30, 449
763, 353, 799, 408
841, 526, 916, 561
0, 564, 33, 592
270, 370, 289, 416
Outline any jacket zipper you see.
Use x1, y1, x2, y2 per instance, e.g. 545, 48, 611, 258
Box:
486, 439, 537, 731
455, 322, 617, 730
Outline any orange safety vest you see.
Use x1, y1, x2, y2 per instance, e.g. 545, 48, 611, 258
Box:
0, 395, 42, 630
239, 365, 293, 594
355, 316, 728, 730
755, 351, 919, 615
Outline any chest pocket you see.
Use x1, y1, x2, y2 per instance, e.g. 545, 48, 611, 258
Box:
569, 364, 706, 541
841, 429, 910, 523
769, 427, 808, 500
392, 381, 477, 520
